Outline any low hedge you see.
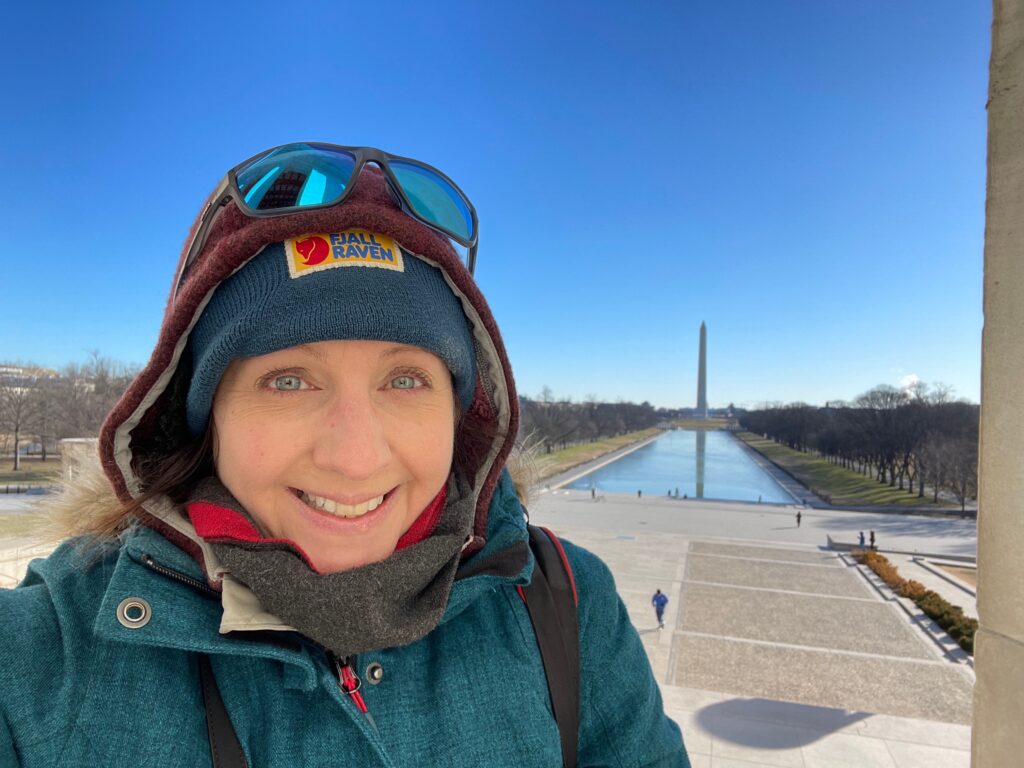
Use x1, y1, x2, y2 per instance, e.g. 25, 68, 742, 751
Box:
853, 550, 977, 655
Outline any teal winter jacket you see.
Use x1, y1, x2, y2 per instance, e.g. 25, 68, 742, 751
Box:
0, 471, 688, 767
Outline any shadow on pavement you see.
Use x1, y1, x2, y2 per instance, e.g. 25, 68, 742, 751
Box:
695, 697, 870, 747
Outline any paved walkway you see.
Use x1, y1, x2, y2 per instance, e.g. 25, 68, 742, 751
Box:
531, 492, 976, 767
0, 495, 53, 586
533, 489, 977, 561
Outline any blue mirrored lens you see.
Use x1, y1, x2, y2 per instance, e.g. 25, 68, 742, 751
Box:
389, 160, 474, 242
236, 144, 356, 211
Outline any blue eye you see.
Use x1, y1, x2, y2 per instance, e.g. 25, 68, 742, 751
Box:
271, 375, 305, 391
391, 375, 421, 390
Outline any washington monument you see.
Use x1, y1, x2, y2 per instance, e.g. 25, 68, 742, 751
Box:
696, 322, 708, 419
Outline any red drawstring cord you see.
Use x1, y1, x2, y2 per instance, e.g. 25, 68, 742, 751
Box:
337, 658, 369, 714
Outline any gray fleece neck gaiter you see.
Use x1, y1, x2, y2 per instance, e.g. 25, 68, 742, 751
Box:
187, 476, 476, 658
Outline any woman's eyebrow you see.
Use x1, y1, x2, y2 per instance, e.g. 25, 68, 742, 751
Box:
380, 344, 425, 358
293, 344, 328, 362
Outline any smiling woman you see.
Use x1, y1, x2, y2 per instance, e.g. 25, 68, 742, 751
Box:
212, 340, 457, 573
0, 143, 689, 767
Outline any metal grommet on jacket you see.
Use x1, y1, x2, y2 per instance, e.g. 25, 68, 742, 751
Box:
116, 597, 152, 629
365, 662, 384, 685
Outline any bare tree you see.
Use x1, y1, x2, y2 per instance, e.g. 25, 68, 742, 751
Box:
52, 354, 139, 438
942, 437, 978, 512
854, 385, 909, 485
28, 377, 60, 460
0, 367, 39, 471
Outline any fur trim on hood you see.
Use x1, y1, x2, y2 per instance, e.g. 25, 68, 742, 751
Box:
37, 453, 119, 547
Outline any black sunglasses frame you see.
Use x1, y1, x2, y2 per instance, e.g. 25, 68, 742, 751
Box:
174, 143, 479, 300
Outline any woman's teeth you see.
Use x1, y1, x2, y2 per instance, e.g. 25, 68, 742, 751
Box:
300, 491, 385, 518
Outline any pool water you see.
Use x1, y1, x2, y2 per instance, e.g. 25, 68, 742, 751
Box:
566, 430, 796, 504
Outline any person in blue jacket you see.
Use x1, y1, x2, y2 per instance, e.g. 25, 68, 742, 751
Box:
652, 589, 670, 629
0, 144, 689, 766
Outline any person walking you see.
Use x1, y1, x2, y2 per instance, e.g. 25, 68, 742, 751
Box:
858, 531, 866, 548
652, 589, 669, 629
870, 530, 877, 549
796, 511, 802, 527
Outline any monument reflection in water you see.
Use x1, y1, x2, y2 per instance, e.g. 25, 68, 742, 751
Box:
567, 430, 794, 504
696, 430, 705, 498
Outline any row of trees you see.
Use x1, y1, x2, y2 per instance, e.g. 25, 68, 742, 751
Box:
740, 383, 979, 509
0, 355, 138, 469
519, 387, 665, 453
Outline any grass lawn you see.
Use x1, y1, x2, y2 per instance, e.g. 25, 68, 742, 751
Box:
0, 457, 63, 486
534, 428, 662, 481
735, 432, 957, 508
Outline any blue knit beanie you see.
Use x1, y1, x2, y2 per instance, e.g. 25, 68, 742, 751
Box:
185, 230, 476, 435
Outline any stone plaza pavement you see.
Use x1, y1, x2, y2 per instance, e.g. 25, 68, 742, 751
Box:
531, 488, 976, 768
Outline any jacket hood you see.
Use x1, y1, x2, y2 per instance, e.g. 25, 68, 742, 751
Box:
98, 165, 518, 557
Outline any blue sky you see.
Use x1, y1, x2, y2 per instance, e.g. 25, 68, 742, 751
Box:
0, 1, 989, 408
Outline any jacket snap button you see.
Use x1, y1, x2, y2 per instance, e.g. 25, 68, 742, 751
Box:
366, 662, 384, 684
116, 597, 152, 629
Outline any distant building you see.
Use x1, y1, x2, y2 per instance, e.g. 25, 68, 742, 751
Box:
0, 364, 58, 391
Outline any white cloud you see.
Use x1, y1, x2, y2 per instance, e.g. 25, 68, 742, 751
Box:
899, 373, 921, 392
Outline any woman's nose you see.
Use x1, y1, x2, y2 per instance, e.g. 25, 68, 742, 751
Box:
311, 396, 393, 479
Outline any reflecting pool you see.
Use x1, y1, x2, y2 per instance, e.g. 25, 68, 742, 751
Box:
566, 430, 796, 504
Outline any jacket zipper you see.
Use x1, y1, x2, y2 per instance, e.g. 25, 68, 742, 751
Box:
141, 553, 219, 596
332, 653, 379, 736
143, 554, 389, 753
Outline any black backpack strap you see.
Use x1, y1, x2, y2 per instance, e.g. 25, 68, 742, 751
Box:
199, 654, 249, 768
519, 524, 580, 768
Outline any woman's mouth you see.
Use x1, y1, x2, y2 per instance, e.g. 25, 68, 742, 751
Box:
296, 489, 392, 519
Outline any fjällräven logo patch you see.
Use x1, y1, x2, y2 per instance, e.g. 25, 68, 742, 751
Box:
286, 230, 405, 278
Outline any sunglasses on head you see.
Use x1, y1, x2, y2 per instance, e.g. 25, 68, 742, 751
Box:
174, 143, 479, 299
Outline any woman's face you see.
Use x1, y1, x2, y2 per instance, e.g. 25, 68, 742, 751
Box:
211, 339, 456, 573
